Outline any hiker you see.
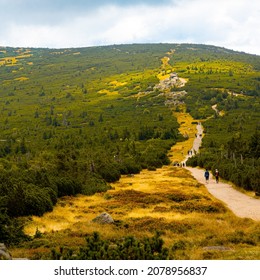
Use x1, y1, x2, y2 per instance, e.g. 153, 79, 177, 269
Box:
215, 169, 219, 183
204, 169, 209, 183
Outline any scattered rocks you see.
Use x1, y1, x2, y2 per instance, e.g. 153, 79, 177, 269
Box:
92, 212, 114, 224
154, 72, 185, 91
0, 243, 12, 260
159, 90, 187, 107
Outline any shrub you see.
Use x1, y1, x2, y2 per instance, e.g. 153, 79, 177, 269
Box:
55, 178, 82, 197
119, 158, 142, 174
82, 176, 111, 195
24, 184, 53, 216
0, 206, 29, 245
51, 231, 169, 260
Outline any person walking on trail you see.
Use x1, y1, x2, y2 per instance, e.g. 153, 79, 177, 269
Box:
215, 169, 219, 183
204, 169, 210, 183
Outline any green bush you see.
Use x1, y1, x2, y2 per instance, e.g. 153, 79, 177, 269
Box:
82, 176, 111, 195
24, 185, 54, 216
0, 206, 29, 245
119, 158, 142, 175
55, 177, 82, 197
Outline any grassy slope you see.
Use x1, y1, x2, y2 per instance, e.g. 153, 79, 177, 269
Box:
0, 45, 178, 161
1, 43, 259, 259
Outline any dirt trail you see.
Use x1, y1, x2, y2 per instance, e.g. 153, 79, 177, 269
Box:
184, 122, 260, 221
183, 122, 203, 163
185, 167, 260, 221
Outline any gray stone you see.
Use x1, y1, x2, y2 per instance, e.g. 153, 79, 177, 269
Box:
92, 212, 114, 224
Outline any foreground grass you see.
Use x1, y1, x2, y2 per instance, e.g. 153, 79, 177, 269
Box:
13, 165, 260, 260
10, 113, 260, 260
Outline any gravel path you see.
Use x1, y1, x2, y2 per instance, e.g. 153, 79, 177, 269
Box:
185, 166, 260, 221
184, 122, 260, 221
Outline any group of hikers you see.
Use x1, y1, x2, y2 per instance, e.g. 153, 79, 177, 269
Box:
204, 169, 219, 184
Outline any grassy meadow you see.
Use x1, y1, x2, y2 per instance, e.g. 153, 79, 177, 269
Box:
0, 43, 259, 259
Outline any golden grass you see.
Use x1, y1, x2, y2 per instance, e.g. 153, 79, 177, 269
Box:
168, 112, 201, 163
24, 163, 218, 236
157, 73, 170, 81
157, 56, 174, 80
24, 195, 105, 235
98, 89, 118, 95
0, 57, 17, 65
0, 53, 32, 66
14, 76, 29, 82
161, 56, 170, 67
16, 54, 32, 59
219, 110, 225, 116
109, 80, 127, 87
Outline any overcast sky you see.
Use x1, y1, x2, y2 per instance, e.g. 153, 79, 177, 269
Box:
0, 0, 259, 55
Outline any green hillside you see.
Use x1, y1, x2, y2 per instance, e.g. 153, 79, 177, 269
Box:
0, 43, 259, 252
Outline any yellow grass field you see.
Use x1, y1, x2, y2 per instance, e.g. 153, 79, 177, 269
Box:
98, 89, 119, 95
168, 112, 201, 163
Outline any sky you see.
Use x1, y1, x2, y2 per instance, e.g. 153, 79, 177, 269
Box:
0, 0, 259, 55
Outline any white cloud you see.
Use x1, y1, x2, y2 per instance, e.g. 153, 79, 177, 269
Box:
1, 0, 259, 55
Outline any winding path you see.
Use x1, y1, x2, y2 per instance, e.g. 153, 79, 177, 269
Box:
184, 123, 260, 221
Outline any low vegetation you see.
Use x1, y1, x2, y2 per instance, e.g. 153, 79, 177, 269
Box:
0, 43, 259, 259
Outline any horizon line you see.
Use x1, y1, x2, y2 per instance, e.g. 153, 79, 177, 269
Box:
0, 42, 259, 56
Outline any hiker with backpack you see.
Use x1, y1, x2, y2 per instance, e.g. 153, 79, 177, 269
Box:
204, 169, 210, 183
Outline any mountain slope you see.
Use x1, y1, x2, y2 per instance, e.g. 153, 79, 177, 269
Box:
0, 43, 259, 251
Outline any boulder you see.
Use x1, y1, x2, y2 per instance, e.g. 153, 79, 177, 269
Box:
92, 212, 114, 224
0, 243, 12, 260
